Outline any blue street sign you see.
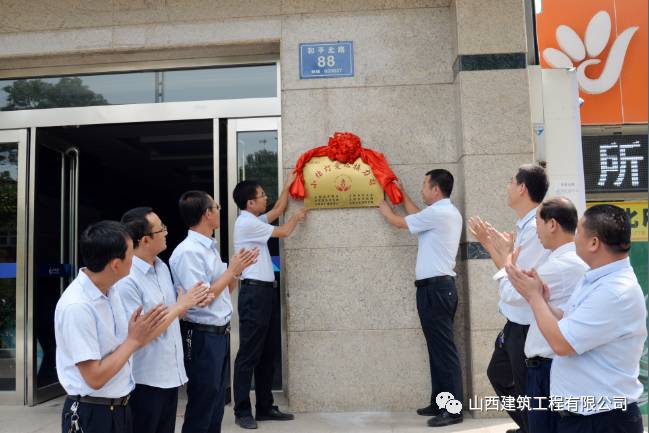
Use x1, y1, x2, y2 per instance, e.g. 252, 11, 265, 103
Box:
299, 41, 354, 79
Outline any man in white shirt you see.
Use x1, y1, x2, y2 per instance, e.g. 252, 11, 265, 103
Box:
468, 164, 549, 433
378, 169, 463, 428
170, 191, 259, 433
55, 221, 167, 433
492, 198, 587, 433
116, 207, 212, 433
231, 173, 307, 429
506, 204, 646, 433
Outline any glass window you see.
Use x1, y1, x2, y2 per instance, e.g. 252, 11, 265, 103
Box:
162, 64, 276, 102
0, 73, 155, 111
0, 64, 277, 111
237, 130, 279, 206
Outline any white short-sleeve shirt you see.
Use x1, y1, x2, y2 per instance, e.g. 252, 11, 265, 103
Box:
115, 256, 187, 389
493, 207, 550, 325
404, 198, 462, 280
550, 258, 647, 415
169, 230, 231, 326
54, 269, 134, 398
234, 211, 275, 282
523, 242, 588, 358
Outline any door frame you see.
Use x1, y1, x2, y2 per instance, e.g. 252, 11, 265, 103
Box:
26, 141, 82, 405
226, 117, 287, 399
0, 129, 28, 405
0, 84, 280, 405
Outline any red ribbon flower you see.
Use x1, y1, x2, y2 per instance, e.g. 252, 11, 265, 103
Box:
326, 132, 361, 164
289, 132, 403, 205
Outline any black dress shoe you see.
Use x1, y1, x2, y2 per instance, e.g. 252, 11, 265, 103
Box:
427, 410, 463, 427
417, 404, 441, 416
235, 415, 258, 429
255, 406, 295, 421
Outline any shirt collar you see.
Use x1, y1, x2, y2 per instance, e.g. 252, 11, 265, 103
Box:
430, 198, 451, 208
241, 210, 256, 218
583, 257, 631, 284
187, 229, 217, 250
516, 207, 538, 231
548, 242, 576, 260
78, 268, 107, 300
131, 255, 154, 275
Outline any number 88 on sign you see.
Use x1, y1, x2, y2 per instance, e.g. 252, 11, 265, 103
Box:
299, 41, 354, 79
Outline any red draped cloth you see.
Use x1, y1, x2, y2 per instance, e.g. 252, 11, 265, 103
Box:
289, 132, 403, 205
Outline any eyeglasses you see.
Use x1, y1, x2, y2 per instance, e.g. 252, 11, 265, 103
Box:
207, 203, 221, 212
254, 192, 267, 199
146, 224, 167, 237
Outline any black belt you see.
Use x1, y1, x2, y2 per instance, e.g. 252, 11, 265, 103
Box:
182, 321, 230, 334
67, 394, 130, 406
415, 275, 455, 288
525, 356, 552, 368
241, 279, 276, 288
558, 410, 584, 418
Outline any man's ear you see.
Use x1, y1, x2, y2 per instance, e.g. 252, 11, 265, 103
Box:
108, 257, 121, 273
518, 183, 527, 197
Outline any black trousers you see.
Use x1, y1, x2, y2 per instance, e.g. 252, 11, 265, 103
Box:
130, 384, 179, 433
487, 320, 530, 433
526, 359, 558, 433
62, 397, 132, 433
181, 329, 229, 433
415, 278, 463, 405
233, 283, 280, 417
557, 403, 643, 433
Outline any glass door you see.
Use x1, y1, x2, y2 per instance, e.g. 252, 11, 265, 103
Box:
0, 129, 28, 404
227, 118, 284, 393
27, 135, 79, 404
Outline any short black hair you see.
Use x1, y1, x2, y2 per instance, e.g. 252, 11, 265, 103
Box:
121, 207, 154, 248
178, 191, 213, 228
539, 197, 578, 234
426, 169, 454, 197
233, 180, 262, 210
80, 221, 131, 273
515, 164, 549, 204
582, 204, 631, 254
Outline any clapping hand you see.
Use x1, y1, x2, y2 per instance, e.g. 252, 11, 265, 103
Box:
468, 216, 492, 247
127, 304, 169, 347
177, 281, 211, 311
228, 247, 260, 277
505, 260, 545, 302
487, 226, 515, 259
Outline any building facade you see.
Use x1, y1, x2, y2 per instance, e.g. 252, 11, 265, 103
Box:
0, 0, 541, 413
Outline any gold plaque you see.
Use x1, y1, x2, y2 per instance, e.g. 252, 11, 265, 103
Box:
302, 156, 384, 209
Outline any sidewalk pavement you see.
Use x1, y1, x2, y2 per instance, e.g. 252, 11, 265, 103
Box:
0, 396, 521, 433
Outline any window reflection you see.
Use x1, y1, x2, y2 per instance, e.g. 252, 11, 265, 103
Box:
0, 64, 276, 111
237, 131, 279, 207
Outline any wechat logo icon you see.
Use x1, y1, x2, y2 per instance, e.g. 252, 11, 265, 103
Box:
436, 392, 463, 415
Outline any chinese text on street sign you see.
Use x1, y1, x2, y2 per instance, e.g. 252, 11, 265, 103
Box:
299, 42, 354, 79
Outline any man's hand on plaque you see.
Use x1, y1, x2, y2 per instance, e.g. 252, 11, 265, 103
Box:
285, 170, 297, 190
378, 200, 393, 217
292, 207, 308, 222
